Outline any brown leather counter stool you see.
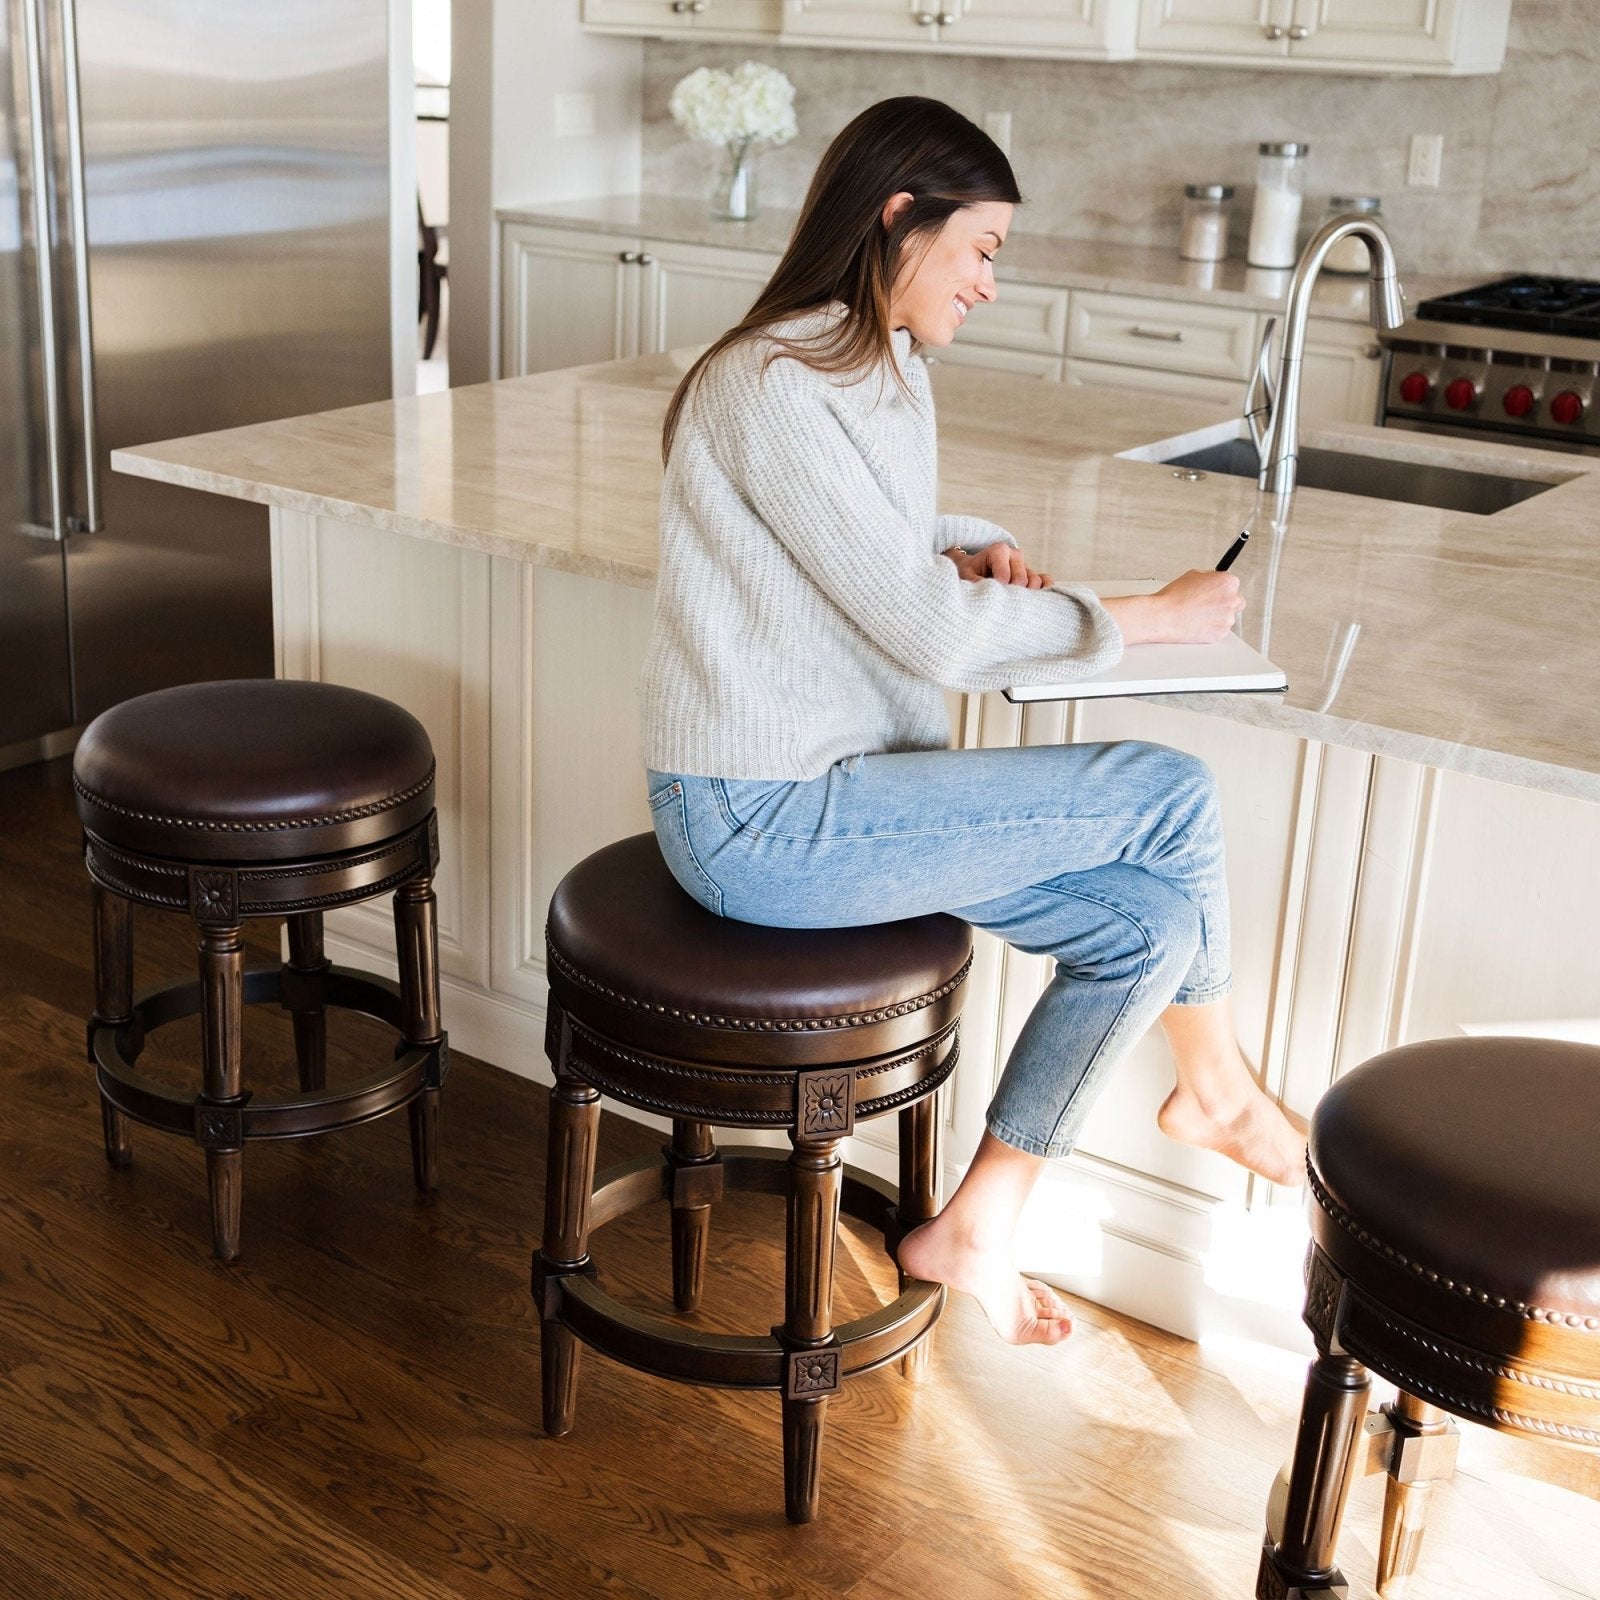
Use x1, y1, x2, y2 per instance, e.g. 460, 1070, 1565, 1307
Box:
1259, 1036, 1600, 1599
73, 679, 447, 1262
535, 832, 971, 1523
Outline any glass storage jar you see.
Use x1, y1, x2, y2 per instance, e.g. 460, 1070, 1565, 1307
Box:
1180, 184, 1234, 262
1247, 141, 1309, 269
1321, 195, 1384, 272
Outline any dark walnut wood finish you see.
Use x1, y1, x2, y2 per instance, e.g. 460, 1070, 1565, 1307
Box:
534, 832, 972, 1523
73, 679, 449, 1262
1260, 1036, 1600, 1599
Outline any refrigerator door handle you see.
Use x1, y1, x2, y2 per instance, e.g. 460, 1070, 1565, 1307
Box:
20, 0, 67, 542
57, 0, 100, 533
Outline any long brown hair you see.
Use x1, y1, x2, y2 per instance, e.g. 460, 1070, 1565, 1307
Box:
661, 96, 1020, 462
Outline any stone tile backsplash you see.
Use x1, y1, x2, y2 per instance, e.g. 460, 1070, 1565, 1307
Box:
640, 0, 1596, 279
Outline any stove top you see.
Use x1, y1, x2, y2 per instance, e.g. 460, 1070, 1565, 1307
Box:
1415, 275, 1600, 338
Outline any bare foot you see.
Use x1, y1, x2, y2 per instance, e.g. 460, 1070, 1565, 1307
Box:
897, 1219, 1073, 1347
1157, 1079, 1307, 1186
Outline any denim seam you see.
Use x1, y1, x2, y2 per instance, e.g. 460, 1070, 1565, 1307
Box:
660, 788, 723, 915
722, 811, 1170, 847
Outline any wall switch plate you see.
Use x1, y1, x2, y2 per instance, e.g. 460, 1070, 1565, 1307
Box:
1407, 133, 1443, 188
555, 92, 597, 140
982, 111, 1013, 157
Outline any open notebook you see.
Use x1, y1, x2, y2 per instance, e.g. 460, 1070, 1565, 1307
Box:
1004, 580, 1288, 704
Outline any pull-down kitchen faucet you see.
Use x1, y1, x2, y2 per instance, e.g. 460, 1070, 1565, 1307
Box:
1245, 213, 1408, 497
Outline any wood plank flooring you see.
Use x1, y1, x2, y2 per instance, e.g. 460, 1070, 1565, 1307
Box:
1, 754, 1597, 1599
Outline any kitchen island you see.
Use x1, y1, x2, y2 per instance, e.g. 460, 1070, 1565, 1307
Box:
113, 356, 1600, 1343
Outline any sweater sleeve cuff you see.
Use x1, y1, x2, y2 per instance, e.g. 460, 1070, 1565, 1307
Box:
936, 514, 1018, 553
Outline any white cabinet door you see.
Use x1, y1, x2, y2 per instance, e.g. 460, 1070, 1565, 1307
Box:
582, 0, 781, 38
952, 0, 1136, 55
929, 344, 1066, 380
784, 0, 945, 46
1296, 316, 1384, 427
1285, 0, 1509, 72
1137, 0, 1290, 58
645, 239, 781, 357
501, 224, 646, 377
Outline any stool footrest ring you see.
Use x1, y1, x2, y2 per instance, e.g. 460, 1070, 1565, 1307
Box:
90, 964, 448, 1143
540, 1145, 945, 1392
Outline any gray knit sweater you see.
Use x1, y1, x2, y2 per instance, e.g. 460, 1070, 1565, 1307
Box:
640, 309, 1123, 780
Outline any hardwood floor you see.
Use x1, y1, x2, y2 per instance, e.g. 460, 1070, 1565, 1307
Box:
1, 754, 1596, 1599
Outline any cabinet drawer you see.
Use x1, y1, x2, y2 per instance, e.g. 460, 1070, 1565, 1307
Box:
959, 281, 1069, 355
1068, 291, 1259, 379
1065, 357, 1243, 408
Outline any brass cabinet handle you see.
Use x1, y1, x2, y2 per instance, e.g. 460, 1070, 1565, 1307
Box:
1128, 325, 1185, 342
937, 9, 957, 22
914, 11, 937, 24
1264, 24, 1285, 38
638, 253, 654, 265
619, 250, 640, 263
1288, 23, 1310, 38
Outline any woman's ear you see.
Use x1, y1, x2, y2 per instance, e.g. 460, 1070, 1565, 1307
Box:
880, 191, 915, 230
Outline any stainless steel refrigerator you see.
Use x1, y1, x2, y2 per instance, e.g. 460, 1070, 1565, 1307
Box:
2, 0, 393, 764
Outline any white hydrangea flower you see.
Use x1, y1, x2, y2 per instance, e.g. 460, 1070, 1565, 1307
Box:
669, 61, 797, 150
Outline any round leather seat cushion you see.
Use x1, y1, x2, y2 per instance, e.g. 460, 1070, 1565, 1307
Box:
1311, 1035, 1600, 1323
73, 679, 435, 863
547, 834, 973, 1064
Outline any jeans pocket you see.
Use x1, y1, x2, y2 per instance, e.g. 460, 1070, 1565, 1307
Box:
649, 783, 723, 916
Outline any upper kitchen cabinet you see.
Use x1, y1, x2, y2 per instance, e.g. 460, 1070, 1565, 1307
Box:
1136, 0, 1511, 74
782, 0, 1136, 57
580, 0, 782, 41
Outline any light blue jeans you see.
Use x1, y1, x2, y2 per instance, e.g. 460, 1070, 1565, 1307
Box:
646, 741, 1231, 1159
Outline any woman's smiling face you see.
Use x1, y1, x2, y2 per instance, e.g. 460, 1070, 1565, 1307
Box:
886, 199, 1012, 346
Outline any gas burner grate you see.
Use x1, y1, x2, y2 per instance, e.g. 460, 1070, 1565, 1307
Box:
1416, 275, 1600, 336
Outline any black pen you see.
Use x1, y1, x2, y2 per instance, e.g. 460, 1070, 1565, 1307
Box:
1215, 529, 1250, 572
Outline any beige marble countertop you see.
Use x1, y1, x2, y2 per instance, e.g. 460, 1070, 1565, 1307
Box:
112, 356, 1600, 802
496, 193, 1466, 321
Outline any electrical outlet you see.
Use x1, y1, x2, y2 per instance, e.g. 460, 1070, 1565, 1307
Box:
982, 111, 1012, 157
554, 92, 597, 140
1407, 133, 1443, 188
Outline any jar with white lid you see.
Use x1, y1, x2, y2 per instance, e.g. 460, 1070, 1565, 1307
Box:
1247, 141, 1309, 269
1321, 195, 1384, 273
1180, 183, 1233, 262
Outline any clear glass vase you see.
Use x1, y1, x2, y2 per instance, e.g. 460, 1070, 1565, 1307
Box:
711, 140, 758, 222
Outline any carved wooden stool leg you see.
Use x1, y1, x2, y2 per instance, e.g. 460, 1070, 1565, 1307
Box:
780, 1133, 843, 1524
394, 876, 444, 1192
1259, 1350, 1371, 1598
897, 1088, 943, 1382
1375, 1390, 1459, 1598
284, 912, 329, 1092
197, 922, 246, 1262
91, 885, 134, 1167
537, 1030, 602, 1438
666, 1119, 721, 1313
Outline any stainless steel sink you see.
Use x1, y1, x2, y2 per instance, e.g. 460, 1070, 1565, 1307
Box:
1162, 437, 1553, 516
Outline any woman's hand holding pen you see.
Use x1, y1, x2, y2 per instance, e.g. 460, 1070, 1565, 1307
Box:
944, 543, 1053, 589
1099, 570, 1245, 646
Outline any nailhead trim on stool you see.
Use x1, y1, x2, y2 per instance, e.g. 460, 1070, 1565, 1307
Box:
1257, 1035, 1600, 1599
532, 831, 972, 1523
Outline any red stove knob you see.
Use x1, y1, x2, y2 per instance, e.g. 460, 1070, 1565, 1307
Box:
1444, 377, 1479, 411
1502, 383, 1537, 418
1398, 371, 1431, 404
1551, 390, 1585, 425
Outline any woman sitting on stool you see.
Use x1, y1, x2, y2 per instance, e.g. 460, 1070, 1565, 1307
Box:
640, 96, 1304, 1347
